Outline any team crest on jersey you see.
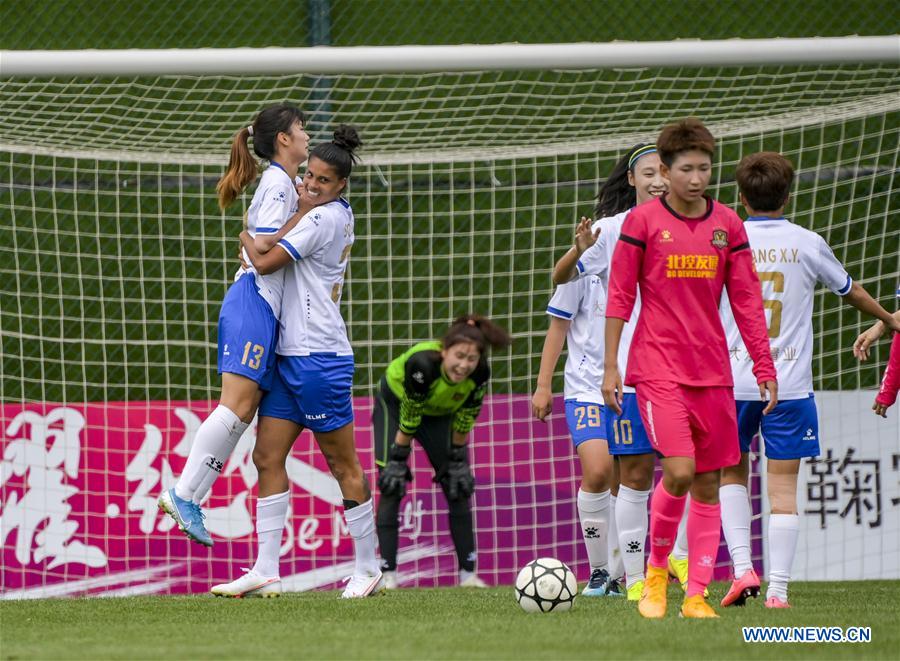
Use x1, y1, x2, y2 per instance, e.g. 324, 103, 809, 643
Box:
659, 229, 674, 243
711, 229, 728, 249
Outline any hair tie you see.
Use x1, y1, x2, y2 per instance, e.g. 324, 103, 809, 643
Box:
247, 125, 254, 137
628, 145, 657, 171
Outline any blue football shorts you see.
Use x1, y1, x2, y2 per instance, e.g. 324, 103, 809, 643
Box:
258, 353, 355, 433
735, 394, 819, 460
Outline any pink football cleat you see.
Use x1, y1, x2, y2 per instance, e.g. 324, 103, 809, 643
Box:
765, 595, 791, 608
720, 568, 761, 607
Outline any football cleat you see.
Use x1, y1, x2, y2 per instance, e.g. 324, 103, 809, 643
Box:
638, 565, 668, 619
667, 553, 708, 597
158, 488, 213, 547
681, 594, 719, 618
382, 570, 399, 590
765, 595, 791, 609
341, 572, 385, 599
459, 573, 489, 588
720, 568, 761, 607
626, 579, 644, 602
211, 569, 281, 598
582, 568, 624, 597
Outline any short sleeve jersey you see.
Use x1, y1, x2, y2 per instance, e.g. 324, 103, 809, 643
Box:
575, 209, 640, 394
275, 197, 355, 356
239, 163, 299, 319
721, 217, 851, 400
385, 340, 491, 435
606, 195, 776, 387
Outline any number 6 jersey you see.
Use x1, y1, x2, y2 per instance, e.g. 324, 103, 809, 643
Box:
721, 216, 851, 401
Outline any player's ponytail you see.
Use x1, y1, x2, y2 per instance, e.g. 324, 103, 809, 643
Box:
309, 124, 362, 180
594, 143, 654, 218
442, 314, 512, 355
216, 103, 307, 210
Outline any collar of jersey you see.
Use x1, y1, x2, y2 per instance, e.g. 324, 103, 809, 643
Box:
268, 160, 288, 174
746, 215, 787, 222
660, 193, 714, 222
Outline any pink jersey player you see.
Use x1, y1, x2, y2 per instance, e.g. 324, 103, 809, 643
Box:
602, 118, 777, 620
874, 332, 900, 415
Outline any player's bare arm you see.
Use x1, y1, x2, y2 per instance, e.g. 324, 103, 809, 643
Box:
601, 317, 626, 415
531, 316, 570, 421
551, 217, 599, 285
239, 229, 291, 275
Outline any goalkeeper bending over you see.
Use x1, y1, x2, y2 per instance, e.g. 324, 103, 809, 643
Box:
374, 314, 511, 589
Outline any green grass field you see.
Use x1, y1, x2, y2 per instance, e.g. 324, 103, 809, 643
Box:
2, 581, 898, 660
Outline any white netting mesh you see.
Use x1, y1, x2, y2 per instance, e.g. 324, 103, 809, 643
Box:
1, 59, 898, 596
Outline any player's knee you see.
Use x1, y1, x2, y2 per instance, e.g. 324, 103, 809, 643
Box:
767, 471, 798, 514
619, 460, 653, 491
252, 445, 284, 475
579, 465, 611, 492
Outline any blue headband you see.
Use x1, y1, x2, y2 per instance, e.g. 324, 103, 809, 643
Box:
628, 145, 657, 171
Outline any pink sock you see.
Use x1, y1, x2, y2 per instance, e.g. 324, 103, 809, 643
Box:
687, 499, 721, 597
648, 484, 687, 569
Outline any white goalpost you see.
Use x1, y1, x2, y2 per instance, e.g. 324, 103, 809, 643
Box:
1, 37, 898, 598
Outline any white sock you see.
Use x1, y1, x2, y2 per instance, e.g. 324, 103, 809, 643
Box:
252, 491, 289, 578
767, 513, 799, 601
616, 485, 650, 588
345, 499, 380, 576
608, 495, 624, 580
671, 493, 690, 561
577, 488, 610, 571
193, 416, 249, 505
720, 483, 753, 576
174, 405, 246, 502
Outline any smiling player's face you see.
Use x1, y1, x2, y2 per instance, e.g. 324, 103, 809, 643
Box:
301, 157, 346, 205
441, 341, 481, 383
661, 149, 712, 205
627, 152, 668, 205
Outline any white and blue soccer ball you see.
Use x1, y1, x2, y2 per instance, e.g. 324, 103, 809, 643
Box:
514, 557, 577, 613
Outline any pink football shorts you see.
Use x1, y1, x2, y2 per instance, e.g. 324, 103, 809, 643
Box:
635, 380, 740, 473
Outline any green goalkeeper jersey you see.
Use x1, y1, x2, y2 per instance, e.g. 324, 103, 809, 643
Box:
384, 340, 490, 436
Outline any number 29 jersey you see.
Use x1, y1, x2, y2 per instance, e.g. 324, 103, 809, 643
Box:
721, 217, 851, 400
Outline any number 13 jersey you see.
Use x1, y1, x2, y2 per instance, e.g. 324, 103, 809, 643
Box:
721, 216, 851, 400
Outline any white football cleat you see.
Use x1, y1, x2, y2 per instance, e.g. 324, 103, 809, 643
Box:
211, 568, 281, 598
340, 572, 384, 599
382, 570, 399, 590
459, 572, 489, 588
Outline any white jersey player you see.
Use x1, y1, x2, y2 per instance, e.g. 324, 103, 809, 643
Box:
159, 103, 311, 548
718, 152, 898, 609
533, 144, 666, 601
213, 126, 384, 601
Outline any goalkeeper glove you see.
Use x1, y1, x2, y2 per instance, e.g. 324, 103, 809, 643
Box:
378, 443, 413, 498
436, 445, 475, 501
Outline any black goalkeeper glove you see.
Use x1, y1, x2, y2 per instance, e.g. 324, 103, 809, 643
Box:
378, 443, 413, 498
435, 445, 475, 501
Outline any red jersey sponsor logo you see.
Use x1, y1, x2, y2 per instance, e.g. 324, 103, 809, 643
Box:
665, 254, 719, 279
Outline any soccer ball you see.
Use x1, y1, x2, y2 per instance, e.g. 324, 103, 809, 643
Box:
514, 557, 577, 613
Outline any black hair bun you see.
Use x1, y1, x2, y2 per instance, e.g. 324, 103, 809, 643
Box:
332, 124, 362, 155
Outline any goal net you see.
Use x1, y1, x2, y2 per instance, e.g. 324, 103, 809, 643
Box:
2, 42, 898, 597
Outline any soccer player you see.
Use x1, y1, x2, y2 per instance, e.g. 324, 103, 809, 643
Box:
158, 103, 312, 547
211, 127, 381, 599
873, 312, 900, 417
535, 143, 666, 600
376, 315, 511, 589
602, 118, 778, 619
719, 154, 900, 608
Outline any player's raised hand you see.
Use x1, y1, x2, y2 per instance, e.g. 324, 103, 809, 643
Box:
531, 386, 553, 422
574, 216, 600, 255
760, 380, 778, 415
853, 321, 884, 361
601, 366, 623, 416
